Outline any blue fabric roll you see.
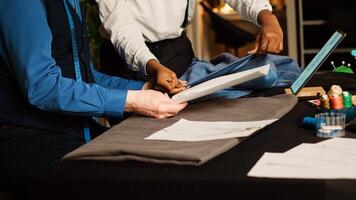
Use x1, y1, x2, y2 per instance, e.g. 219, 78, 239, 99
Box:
180, 53, 301, 101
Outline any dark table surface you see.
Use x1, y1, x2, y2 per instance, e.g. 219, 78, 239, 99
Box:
31, 103, 356, 200
31, 72, 356, 200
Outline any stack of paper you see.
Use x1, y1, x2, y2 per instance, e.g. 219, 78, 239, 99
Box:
145, 118, 278, 142
248, 138, 356, 179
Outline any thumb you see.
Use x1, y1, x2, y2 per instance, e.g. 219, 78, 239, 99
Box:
252, 33, 261, 54
157, 77, 174, 91
164, 101, 188, 113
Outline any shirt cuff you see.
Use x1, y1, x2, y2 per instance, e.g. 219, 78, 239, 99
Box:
138, 51, 158, 75
103, 89, 127, 118
126, 80, 145, 90
252, 2, 273, 26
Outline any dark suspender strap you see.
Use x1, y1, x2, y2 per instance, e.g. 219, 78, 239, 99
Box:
181, 0, 189, 28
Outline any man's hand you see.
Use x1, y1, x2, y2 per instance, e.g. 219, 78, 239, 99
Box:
125, 90, 188, 119
146, 59, 185, 94
256, 10, 283, 54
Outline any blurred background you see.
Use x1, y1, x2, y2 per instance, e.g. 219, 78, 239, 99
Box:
80, 0, 356, 71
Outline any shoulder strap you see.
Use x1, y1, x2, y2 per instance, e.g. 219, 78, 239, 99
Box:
181, 0, 189, 28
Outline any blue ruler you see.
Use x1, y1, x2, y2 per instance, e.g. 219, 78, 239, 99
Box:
290, 31, 346, 95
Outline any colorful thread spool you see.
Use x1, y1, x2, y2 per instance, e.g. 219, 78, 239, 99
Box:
351, 50, 356, 58
329, 94, 344, 110
327, 85, 343, 96
302, 116, 317, 130
320, 94, 331, 110
342, 91, 353, 109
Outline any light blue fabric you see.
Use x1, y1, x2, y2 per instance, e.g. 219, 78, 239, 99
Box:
180, 53, 301, 100
0, 0, 144, 118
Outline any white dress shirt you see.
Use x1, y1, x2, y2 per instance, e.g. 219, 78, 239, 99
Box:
97, 0, 272, 74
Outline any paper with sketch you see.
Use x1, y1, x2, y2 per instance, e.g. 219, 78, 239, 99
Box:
145, 118, 278, 142
316, 138, 356, 152
172, 64, 270, 103
248, 138, 356, 179
247, 152, 356, 179
285, 143, 356, 166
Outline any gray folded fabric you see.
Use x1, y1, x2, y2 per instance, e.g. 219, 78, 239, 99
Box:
63, 94, 298, 166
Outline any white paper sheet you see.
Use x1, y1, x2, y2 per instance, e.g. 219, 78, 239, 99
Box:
316, 138, 356, 152
145, 118, 278, 141
171, 64, 270, 103
286, 143, 356, 166
247, 153, 356, 179
248, 138, 356, 179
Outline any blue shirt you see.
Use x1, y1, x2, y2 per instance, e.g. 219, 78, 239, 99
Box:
0, 0, 144, 118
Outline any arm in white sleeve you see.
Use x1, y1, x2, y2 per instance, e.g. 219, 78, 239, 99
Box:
225, 0, 273, 25
97, 0, 157, 75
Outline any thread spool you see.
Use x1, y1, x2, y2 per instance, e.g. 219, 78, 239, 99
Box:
302, 116, 317, 130
342, 91, 353, 108
327, 85, 343, 96
329, 94, 344, 110
352, 50, 356, 58
320, 94, 331, 110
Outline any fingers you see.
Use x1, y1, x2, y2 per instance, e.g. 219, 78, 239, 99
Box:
170, 73, 179, 88
267, 35, 283, 53
168, 79, 187, 94
170, 86, 185, 95
178, 79, 187, 86
157, 76, 174, 91
157, 94, 187, 118
156, 72, 179, 92
247, 45, 258, 54
272, 38, 283, 53
278, 40, 283, 52
258, 35, 282, 54
267, 39, 277, 54
148, 92, 187, 119
151, 63, 187, 94
153, 101, 188, 119
257, 28, 283, 54
131, 90, 187, 119
258, 36, 269, 54
168, 102, 188, 114
156, 73, 187, 94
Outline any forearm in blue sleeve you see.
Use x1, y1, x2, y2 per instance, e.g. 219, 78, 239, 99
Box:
1, 0, 126, 118
90, 63, 145, 90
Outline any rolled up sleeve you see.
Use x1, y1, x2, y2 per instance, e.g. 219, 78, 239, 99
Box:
225, 0, 272, 25
98, 0, 156, 75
